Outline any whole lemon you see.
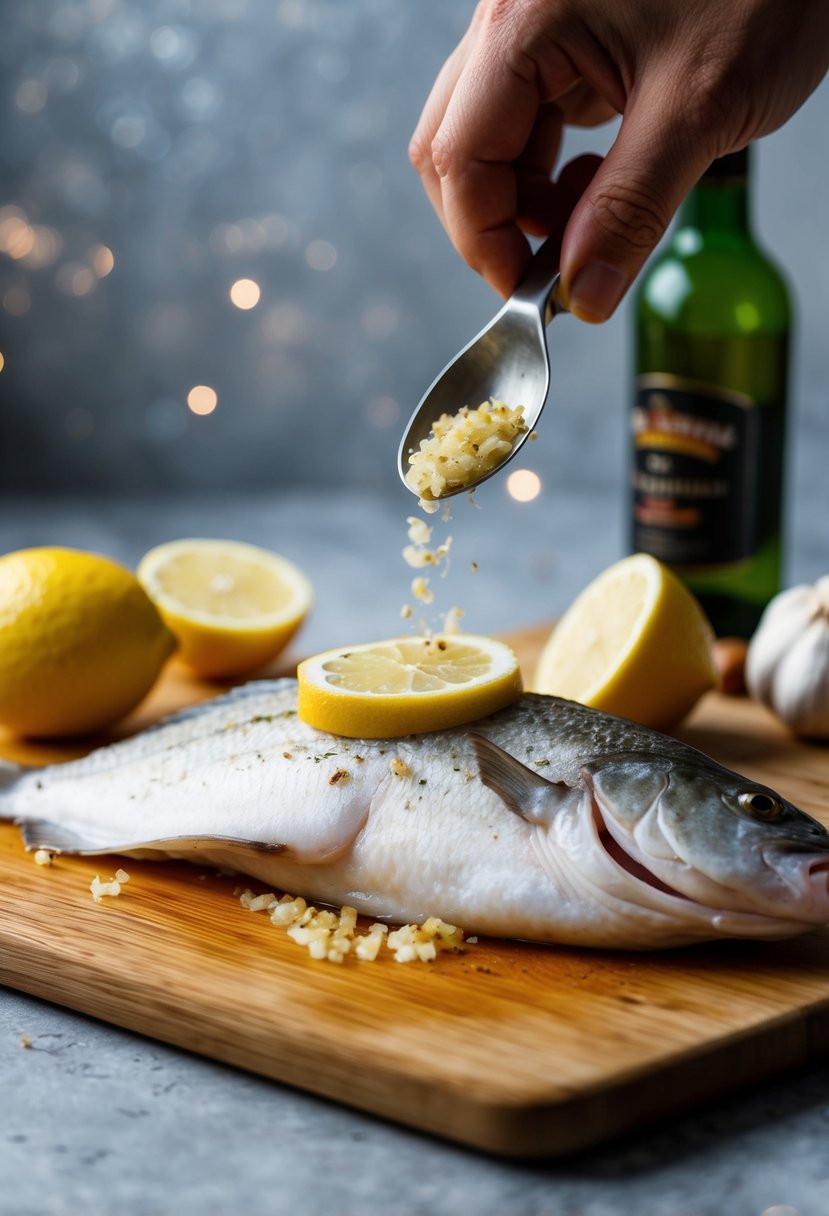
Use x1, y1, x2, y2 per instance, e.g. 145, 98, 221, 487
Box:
0, 547, 176, 737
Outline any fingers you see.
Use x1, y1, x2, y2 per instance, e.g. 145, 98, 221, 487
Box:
560, 83, 716, 323
408, 27, 476, 230
556, 79, 618, 128
424, 11, 583, 296
514, 104, 564, 237
519, 151, 603, 240
556, 152, 605, 201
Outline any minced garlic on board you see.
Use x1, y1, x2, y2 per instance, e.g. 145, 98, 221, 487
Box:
90, 868, 130, 904
238, 887, 466, 965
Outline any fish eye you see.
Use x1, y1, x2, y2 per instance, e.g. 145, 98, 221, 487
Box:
737, 790, 783, 821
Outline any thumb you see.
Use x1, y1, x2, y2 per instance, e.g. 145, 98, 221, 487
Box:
559, 93, 717, 323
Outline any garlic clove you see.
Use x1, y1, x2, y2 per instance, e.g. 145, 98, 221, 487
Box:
745, 584, 820, 704
768, 616, 829, 737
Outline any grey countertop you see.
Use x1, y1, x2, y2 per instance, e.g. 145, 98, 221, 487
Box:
1, 485, 828, 1216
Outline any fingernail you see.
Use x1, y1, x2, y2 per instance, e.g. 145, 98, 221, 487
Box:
567, 262, 628, 323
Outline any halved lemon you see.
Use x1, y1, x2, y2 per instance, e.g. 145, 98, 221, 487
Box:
137, 539, 312, 679
532, 553, 716, 730
297, 634, 522, 738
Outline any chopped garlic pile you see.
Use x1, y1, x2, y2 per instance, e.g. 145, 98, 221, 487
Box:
90, 868, 130, 903
404, 399, 527, 509
239, 888, 466, 965
387, 918, 465, 963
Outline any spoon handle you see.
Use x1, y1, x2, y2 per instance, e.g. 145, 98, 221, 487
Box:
511, 229, 569, 324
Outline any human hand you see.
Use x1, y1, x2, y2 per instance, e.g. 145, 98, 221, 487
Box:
409, 0, 829, 320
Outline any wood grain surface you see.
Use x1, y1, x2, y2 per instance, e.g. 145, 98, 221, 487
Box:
1, 628, 828, 1158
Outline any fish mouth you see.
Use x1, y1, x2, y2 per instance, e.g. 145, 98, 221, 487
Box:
591, 787, 829, 924
762, 845, 829, 919
590, 794, 693, 903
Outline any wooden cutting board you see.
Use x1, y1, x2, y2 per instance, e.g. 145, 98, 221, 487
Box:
1, 625, 828, 1159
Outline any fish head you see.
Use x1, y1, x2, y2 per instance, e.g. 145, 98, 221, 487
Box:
587, 754, 829, 926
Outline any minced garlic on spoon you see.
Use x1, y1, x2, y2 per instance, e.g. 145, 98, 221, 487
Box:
404, 399, 528, 509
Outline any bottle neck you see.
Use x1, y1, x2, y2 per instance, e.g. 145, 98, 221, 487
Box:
679, 178, 750, 234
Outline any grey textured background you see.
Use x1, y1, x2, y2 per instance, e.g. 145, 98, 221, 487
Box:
1, 0, 827, 502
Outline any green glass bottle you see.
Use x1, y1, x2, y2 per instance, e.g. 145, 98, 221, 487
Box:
631, 146, 791, 637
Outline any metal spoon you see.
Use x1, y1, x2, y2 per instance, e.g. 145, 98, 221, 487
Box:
398, 230, 568, 500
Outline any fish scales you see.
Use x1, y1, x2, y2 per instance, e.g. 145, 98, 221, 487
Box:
1, 679, 828, 950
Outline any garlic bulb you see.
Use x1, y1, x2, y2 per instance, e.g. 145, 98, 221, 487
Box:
745, 576, 829, 738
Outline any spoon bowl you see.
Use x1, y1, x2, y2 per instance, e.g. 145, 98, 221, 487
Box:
398, 232, 568, 500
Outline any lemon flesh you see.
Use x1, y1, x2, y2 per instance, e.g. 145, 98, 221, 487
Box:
298, 635, 522, 738
0, 547, 175, 738
532, 554, 716, 730
138, 539, 312, 679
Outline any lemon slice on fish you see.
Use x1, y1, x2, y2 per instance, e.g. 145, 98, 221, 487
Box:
532, 553, 716, 730
297, 634, 522, 738
138, 539, 312, 679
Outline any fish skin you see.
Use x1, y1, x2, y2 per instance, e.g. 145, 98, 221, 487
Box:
1, 678, 828, 950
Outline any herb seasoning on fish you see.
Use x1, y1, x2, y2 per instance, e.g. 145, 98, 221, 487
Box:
2, 679, 828, 950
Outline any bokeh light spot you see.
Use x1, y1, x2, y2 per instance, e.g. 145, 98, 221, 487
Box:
506, 469, 542, 502
1, 217, 35, 260
209, 223, 244, 255
187, 384, 218, 415
90, 244, 115, 276
22, 226, 62, 269
305, 239, 337, 271
15, 81, 48, 114
361, 303, 399, 339
230, 278, 261, 309
366, 395, 400, 428
56, 263, 96, 296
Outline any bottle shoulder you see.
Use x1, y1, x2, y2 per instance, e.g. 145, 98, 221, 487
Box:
637, 230, 791, 332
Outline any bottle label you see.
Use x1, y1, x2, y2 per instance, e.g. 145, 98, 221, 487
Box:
631, 374, 759, 567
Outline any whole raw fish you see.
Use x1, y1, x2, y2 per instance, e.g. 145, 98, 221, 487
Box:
2, 679, 828, 949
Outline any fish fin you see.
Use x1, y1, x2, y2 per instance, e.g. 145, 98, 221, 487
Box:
469, 734, 576, 825
146, 678, 297, 733
20, 819, 290, 858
